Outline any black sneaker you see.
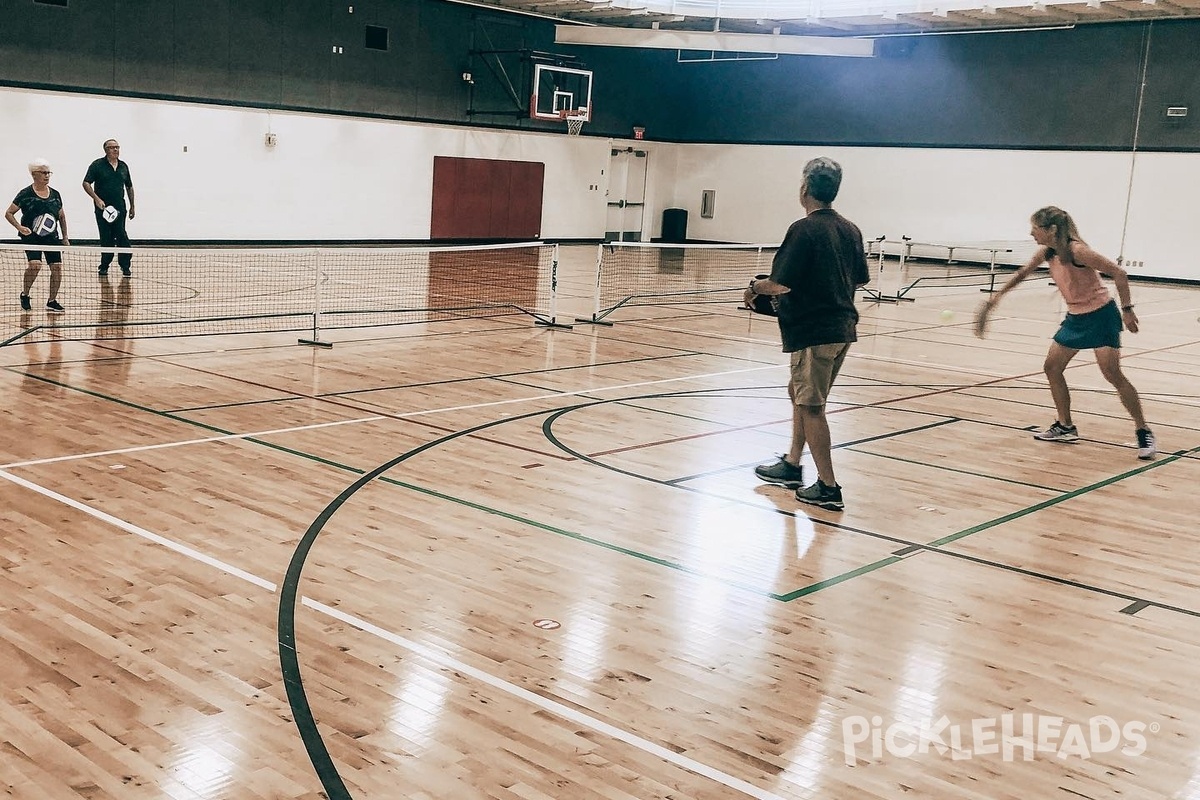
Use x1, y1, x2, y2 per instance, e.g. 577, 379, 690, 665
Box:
46, 300, 65, 313
1033, 421, 1079, 442
98, 266, 109, 276
754, 456, 804, 489
1136, 428, 1157, 460
797, 479, 844, 511
19, 294, 31, 311
120, 266, 132, 277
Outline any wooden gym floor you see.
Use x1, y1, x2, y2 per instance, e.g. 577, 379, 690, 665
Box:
1, 250, 1199, 799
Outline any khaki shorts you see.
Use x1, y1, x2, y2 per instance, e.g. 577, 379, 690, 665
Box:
789, 342, 852, 406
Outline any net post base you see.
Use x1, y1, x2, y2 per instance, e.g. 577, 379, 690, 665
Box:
298, 338, 334, 349
861, 289, 914, 304
574, 316, 615, 327
535, 318, 574, 330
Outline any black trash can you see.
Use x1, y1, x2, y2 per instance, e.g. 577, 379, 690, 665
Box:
661, 208, 688, 243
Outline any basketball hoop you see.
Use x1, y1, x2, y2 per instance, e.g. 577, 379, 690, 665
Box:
558, 109, 587, 136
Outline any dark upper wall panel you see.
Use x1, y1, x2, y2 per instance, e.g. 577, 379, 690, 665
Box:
1140, 20, 1200, 150
280, 0, 331, 109
363, 0, 420, 116
663, 24, 1146, 148
414, 1, 472, 122
114, 0, 174, 95
50, 0, 114, 87
0, 0, 59, 83
229, 0, 283, 105
330, 2, 375, 113
4, 0, 1200, 150
174, 0, 231, 98
582, 48, 697, 141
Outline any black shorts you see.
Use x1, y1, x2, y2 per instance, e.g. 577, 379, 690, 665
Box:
19, 233, 63, 265
1053, 299, 1122, 350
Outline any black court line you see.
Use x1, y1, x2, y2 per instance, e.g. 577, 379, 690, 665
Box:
534, 388, 1200, 618
13, 367, 1200, 798
949, 386, 1200, 436
16, 338, 1200, 796
1121, 600, 1152, 615
167, 351, 695, 412
276, 394, 809, 800
778, 444, 1200, 605
843, 447, 1068, 492
666, 417, 960, 485
5, 370, 894, 797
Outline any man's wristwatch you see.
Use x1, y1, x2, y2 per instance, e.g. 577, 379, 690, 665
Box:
1122, 305, 1134, 311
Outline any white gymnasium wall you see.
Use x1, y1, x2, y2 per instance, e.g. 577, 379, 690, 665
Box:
656, 144, 1200, 281
1121, 152, 1200, 281
3, 86, 1197, 281
0, 87, 611, 241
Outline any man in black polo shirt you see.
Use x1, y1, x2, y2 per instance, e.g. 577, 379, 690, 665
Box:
745, 157, 870, 511
82, 138, 136, 276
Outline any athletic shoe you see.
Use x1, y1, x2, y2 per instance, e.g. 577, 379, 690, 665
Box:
19, 294, 31, 311
754, 456, 804, 489
1034, 421, 1079, 442
46, 300, 65, 313
120, 266, 131, 277
796, 480, 844, 511
98, 266, 109, 276
1136, 428, 1157, 460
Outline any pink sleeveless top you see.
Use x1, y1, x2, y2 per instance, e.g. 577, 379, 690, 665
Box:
1047, 247, 1110, 314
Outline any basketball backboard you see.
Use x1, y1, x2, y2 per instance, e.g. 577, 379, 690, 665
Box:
530, 63, 593, 121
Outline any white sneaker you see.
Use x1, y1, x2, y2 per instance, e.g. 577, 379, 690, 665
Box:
1136, 428, 1157, 460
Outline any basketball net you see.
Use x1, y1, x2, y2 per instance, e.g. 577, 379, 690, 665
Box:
558, 110, 586, 136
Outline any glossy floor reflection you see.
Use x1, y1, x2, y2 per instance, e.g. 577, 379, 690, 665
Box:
1, 255, 1199, 799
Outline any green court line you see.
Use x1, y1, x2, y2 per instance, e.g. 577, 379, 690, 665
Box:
6, 368, 369, 474
843, 447, 1067, 492
925, 447, 1196, 548
776, 557, 904, 602
9, 369, 792, 600
374, 474, 787, 599
775, 445, 1199, 604
670, 417, 959, 486
15, 366, 1198, 611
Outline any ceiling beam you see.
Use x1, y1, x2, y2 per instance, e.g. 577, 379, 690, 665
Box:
554, 24, 877, 55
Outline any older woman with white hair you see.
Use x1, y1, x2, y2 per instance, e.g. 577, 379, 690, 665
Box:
5, 157, 69, 312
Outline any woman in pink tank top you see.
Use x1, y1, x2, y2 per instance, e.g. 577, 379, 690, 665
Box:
978, 206, 1156, 460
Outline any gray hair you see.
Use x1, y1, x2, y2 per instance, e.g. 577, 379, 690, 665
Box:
802, 157, 843, 203
28, 158, 51, 175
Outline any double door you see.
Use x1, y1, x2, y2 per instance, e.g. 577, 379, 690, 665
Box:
605, 147, 648, 242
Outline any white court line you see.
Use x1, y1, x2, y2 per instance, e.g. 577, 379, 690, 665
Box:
621, 319, 778, 346
0, 470, 276, 591
387, 363, 781, 418
3, 364, 783, 469
849, 351, 1013, 379
0, 415, 386, 469
309, 599, 789, 800
1, 470, 789, 800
